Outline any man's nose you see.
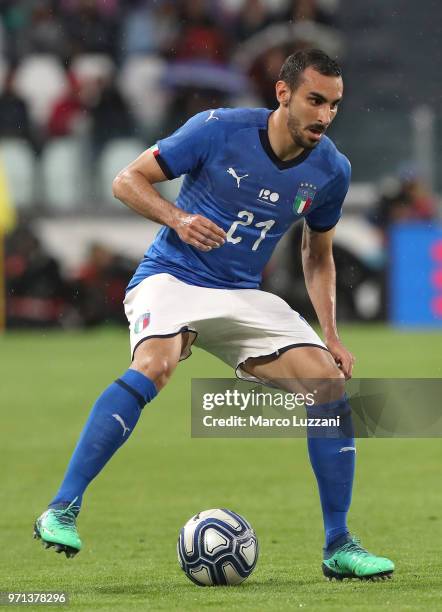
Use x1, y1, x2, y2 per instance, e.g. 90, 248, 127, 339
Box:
317, 106, 331, 126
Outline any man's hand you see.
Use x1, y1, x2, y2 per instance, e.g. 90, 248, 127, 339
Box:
173, 212, 226, 252
326, 337, 355, 379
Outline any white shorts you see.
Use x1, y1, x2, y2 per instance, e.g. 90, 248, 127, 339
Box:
123, 273, 327, 382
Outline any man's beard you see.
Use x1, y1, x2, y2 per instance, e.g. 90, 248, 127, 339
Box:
287, 111, 323, 150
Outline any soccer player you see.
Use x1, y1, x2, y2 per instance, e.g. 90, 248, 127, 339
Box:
34, 49, 394, 581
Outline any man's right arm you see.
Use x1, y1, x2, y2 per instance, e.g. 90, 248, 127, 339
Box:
112, 149, 226, 251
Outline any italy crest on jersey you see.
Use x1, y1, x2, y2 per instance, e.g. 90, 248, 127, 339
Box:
134, 312, 150, 333
293, 183, 317, 214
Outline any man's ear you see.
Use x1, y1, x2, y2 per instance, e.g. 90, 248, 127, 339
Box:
275, 80, 291, 107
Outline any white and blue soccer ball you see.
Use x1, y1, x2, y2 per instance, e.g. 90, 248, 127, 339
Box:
177, 508, 259, 586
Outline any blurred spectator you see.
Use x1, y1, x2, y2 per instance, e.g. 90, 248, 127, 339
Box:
374, 165, 438, 227
119, 2, 159, 57
62, 0, 119, 59
234, 0, 272, 42
71, 242, 135, 326
22, 1, 67, 58
173, 0, 231, 63
87, 75, 134, 152
5, 224, 69, 327
47, 72, 89, 138
0, 68, 33, 143
283, 0, 336, 26
0, 1, 30, 62
249, 45, 289, 108
120, 0, 179, 58
48, 55, 134, 150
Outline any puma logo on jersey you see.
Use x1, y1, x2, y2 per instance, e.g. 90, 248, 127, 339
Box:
227, 167, 248, 188
205, 110, 219, 122
112, 413, 131, 436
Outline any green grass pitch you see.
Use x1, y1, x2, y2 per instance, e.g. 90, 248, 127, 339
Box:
1, 325, 441, 611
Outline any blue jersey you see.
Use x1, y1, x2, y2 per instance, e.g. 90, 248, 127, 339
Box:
127, 107, 351, 291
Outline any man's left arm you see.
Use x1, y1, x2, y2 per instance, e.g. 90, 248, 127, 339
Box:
301, 223, 355, 378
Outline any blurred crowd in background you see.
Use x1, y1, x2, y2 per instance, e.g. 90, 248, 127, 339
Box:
0, 0, 440, 328
5, 227, 133, 327
0, 0, 341, 153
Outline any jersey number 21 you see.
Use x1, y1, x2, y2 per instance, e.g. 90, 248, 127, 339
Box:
226, 211, 275, 251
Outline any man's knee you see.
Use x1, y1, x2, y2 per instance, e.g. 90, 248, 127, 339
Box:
131, 353, 175, 390
314, 368, 346, 403
307, 353, 345, 401
130, 337, 182, 391
273, 348, 346, 399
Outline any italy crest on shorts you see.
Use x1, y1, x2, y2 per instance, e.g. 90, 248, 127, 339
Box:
134, 312, 150, 333
293, 183, 317, 214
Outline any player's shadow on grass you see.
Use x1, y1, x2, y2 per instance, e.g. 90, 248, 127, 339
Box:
91, 580, 285, 595
93, 575, 351, 595
93, 586, 147, 595
239, 577, 329, 588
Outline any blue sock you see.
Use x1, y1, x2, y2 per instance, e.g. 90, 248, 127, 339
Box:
49, 369, 157, 511
306, 394, 355, 551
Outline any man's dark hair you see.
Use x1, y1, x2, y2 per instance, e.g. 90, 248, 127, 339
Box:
279, 49, 342, 91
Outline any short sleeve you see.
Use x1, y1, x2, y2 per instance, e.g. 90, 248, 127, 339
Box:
151, 111, 220, 180
305, 157, 351, 232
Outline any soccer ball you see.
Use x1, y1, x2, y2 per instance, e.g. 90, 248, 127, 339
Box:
177, 508, 259, 586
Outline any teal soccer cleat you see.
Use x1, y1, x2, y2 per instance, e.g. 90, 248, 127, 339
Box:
33, 499, 82, 558
322, 536, 394, 581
